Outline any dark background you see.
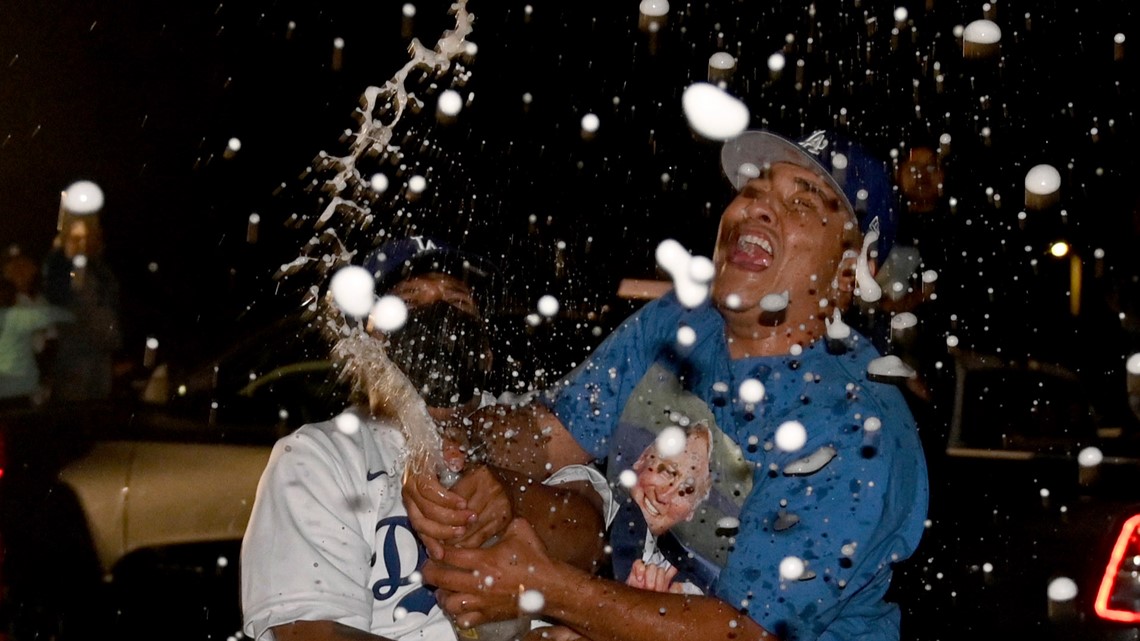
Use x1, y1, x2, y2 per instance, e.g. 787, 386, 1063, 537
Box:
1, 0, 1138, 418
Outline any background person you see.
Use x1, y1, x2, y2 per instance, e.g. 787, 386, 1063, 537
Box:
2, 248, 61, 406
3, 249, 47, 305
0, 278, 73, 411
42, 214, 122, 402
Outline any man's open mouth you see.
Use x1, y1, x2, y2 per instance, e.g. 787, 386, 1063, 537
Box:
729, 233, 774, 269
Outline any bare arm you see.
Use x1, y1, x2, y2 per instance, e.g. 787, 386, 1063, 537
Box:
424, 519, 775, 641
542, 572, 771, 641
403, 402, 597, 559
489, 467, 605, 572
270, 620, 395, 641
470, 402, 594, 479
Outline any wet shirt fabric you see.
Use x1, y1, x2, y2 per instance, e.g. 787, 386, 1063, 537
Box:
548, 293, 929, 641
240, 407, 456, 641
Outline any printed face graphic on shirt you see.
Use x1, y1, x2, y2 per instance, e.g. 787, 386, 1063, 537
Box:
630, 426, 713, 536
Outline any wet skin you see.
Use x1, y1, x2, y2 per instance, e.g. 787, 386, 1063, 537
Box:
385, 272, 480, 317
711, 161, 859, 357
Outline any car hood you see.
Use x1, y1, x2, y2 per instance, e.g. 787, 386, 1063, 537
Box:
59, 441, 271, 574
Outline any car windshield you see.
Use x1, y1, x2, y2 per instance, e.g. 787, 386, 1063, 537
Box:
134, 314, 349, 444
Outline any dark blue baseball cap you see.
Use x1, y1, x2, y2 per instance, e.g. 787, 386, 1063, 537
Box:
363, 235, 497, 311
720, 130, 897, 259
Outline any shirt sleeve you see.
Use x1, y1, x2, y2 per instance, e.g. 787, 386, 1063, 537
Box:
716, 385, 928, 641
240, 430, 374, 640
547, 297, 682, 459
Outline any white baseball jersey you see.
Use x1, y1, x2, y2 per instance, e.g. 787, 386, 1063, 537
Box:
241, 408, 456, 641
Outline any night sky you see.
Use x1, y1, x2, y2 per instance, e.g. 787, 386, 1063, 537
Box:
1, 1, 1138, 419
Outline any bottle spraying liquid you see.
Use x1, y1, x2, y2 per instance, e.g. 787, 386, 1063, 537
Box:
336, 332, 532, 641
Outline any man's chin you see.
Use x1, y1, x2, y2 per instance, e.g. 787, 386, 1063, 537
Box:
712, 284, 764, 311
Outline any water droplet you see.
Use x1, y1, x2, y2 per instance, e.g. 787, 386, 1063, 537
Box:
739, 378, 765, 404
330, 266, 375, 317
63, 180, 105, 214
371, 295, 409, 331
775, 421, 807, 451
334, 412, 362, 435
639, 0, 669, 18
779, 556, 805, 580
519, 589, 545, 613
655, 426, 687, 457
1047, 577, 1077, 602
682, 83, 749, 140
537, 294, 560, 317
1077, 447, 1103, 468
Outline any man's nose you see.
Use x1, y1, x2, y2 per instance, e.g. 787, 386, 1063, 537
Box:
657, 480, 680, 500
745, 193, 776, 224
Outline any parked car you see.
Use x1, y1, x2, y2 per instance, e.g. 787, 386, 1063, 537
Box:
895, 348, 1140, 640
0, 314, 350, 640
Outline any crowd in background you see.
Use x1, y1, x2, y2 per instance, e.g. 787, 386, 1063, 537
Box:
0, 210, 123, 412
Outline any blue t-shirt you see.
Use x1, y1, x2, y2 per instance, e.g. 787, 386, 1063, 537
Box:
548, 293, 929, 641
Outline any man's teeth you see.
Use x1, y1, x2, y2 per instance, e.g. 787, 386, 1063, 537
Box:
644, 500, 661, 516
740, 234, 773, 255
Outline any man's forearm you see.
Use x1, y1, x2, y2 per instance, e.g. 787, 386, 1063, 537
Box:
474, 404, 592, 480
538, 561, 774, 641
271, 620, 396, 641
494, 467, 606, 572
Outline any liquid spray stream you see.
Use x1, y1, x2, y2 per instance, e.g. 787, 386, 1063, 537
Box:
285, 1, 478, 482
332, 332, 459, 486
332, 327, 530, 641
318, 1, 475, 217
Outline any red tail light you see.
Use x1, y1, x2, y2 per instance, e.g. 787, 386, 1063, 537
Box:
1095, 514, 1140, 623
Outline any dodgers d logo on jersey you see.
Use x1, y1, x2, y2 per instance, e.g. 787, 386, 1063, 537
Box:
372, 515, 437, 619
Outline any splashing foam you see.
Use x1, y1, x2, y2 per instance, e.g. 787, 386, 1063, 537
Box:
855, 216, 882, 303
656, 239, 711, 308
825, 309, 851, 340
321, 3, 475, 208
294, 1, 476, 482
333, 332, 453, 483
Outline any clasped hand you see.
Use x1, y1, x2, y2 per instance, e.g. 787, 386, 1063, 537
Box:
403, 460, 512, 556
403, 458, 556, 627
425, 517, 554, 629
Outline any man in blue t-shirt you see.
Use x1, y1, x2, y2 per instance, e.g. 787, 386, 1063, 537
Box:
405, 129, 929, 641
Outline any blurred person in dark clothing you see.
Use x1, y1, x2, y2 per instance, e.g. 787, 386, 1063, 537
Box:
42, 214, 122, 402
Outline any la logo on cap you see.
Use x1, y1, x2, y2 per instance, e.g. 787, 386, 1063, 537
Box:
409, 236, 439, 253
799, 131, 829, 156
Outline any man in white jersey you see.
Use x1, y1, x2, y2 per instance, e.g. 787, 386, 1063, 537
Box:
241, 237, 607, 641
